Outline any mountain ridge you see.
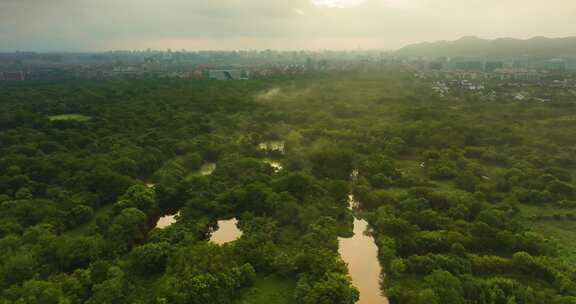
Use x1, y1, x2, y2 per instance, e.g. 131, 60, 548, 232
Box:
396, 36, 576, 58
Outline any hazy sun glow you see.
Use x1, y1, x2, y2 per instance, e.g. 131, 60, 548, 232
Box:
311, 0, 367, 8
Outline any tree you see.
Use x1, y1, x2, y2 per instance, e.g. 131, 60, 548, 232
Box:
1, 253, 38, 287
309, 147, 354, 180
46, 236, 104, 272
87, 266, 128, 304
423, 270, 464, 304
68, 205, 94, 227
295, 273, 359, 304
417, 288, 440, 304
115, 184, 157, 215
455, 170, 477, 192
83, 167, 133, 203
107, 208, 147, 252
129, 242, 170, 274
182, 152, 203, 171
6, 279, 68, 304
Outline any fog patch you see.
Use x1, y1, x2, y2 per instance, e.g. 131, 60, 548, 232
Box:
256, 87, 282, 102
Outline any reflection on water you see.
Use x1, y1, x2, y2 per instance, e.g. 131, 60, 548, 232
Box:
154, 163, 216, 229
351, 169, 359, 181
264, 159, 283, 172
156, 212, 179, 229
258, 141, 285, 154
200, 163, 216, 176
210, 218, 242, 245
339, 196, 389, 304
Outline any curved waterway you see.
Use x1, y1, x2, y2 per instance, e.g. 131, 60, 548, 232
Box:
339, 196, 389, 304
209, 218, 242, 245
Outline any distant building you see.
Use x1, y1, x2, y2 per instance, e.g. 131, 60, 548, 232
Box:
428, 61, 444, 70
512, 58, 530, 69
494, 68, 541, 81
544, 58, 567, 72
484, 61, 504, 73
451, 60, 484, 71
305, 57, 315, 72
208, 69, 248, 80
1, 71, 26, 81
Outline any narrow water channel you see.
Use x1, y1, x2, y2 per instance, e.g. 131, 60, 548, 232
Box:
339, 196, 389, 304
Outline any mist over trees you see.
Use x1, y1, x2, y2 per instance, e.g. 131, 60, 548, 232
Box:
0, 71, 575, 303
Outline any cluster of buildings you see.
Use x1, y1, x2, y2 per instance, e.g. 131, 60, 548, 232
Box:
0, 71, 26, 81
407, 55, 576, 103
409, 56, 575, 81
0, 50, 392, 82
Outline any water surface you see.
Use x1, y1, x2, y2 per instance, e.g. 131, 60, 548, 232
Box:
156, 212, 179, 229
154, 163, 215, 229
200, 163, 216, 176
339, 196, 388, 304
264, 159, 283, 172
258, 141, 286, 154
210, 218, 242, 245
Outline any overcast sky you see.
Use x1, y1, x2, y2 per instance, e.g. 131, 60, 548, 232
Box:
1, 0, 575, 52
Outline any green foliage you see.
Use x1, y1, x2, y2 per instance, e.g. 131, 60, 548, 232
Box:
1, 74, 575, 304
107, 207, 147, 252
424, 270, 464, 304
309, 146, 354, 180
129, 242, 170, 274
294, 273, 359, 304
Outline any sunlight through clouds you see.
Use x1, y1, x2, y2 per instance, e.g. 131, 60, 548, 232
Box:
311, 0, 367, 8
382, 0, 425, 9
2, 0, 575, 51
292, 8, 306, 15
311, 0, 423, 9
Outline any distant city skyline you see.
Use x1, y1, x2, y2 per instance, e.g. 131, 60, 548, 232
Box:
1, 0, 575, 52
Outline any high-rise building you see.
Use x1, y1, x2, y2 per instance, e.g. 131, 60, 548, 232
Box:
484, 61, 504, 73
544, 58, 567, 72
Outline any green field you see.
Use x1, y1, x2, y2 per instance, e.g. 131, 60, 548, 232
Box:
520, 204, 576, 264
235, 275, 297, 304
48, 114, 91, 121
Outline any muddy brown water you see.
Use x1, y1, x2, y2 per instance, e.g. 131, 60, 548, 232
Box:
339, 195, 389, 304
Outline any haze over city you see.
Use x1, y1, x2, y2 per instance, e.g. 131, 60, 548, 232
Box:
2, 1, 576, 304
1, 0, 576, 51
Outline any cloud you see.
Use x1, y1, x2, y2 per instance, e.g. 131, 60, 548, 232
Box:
381, 0, 426, 9
0, 0, 575, 51
311, 0, 367, 8
293, 8, 307, 15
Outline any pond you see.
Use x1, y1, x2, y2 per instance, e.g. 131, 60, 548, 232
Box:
264, 159, 283, 173
209, 218, 242, 245
48, 114, 91, 122
199, 163, 216, 176
339, 195, 389, 304
258, 141, 286, 154
156, 212, 179, 229
154, 163, 216, 229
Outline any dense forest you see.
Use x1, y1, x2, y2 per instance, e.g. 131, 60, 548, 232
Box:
1, 71, 576, 304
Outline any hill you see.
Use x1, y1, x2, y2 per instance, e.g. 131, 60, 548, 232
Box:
396, 36, 576, 58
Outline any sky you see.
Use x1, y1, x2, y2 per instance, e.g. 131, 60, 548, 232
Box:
1, 0, 575, 52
